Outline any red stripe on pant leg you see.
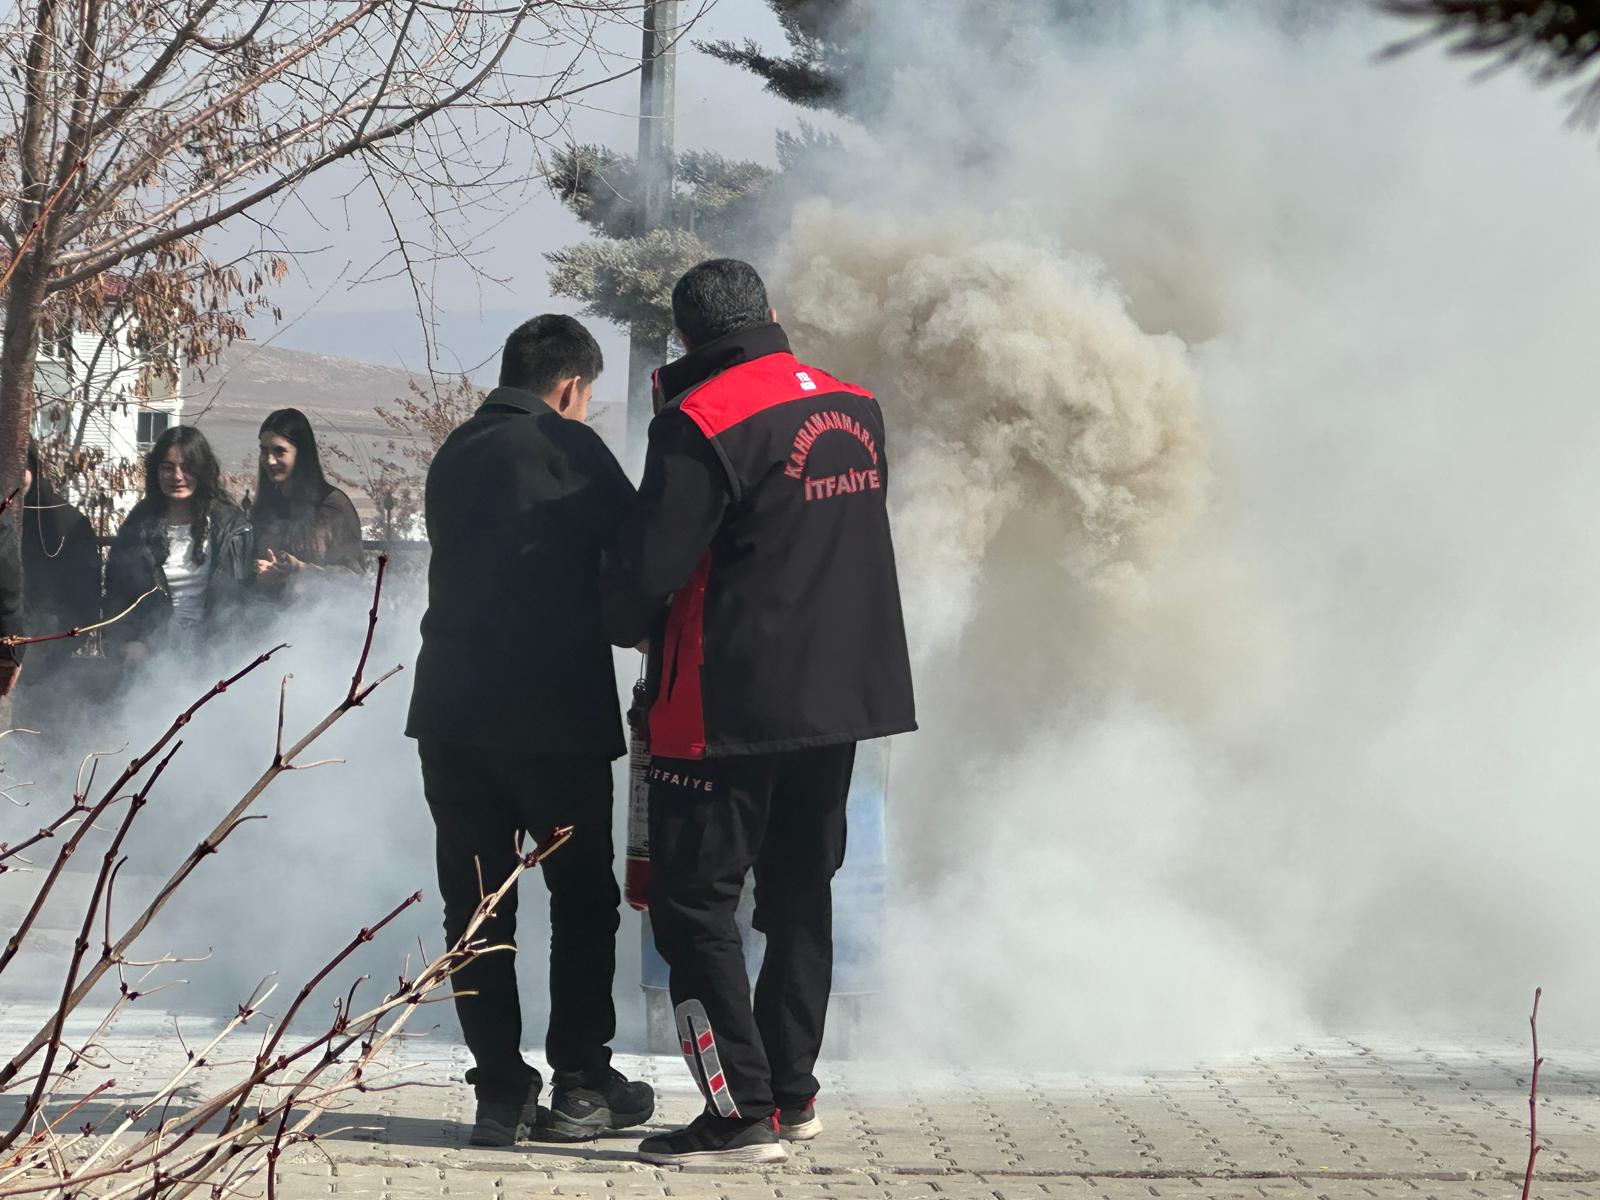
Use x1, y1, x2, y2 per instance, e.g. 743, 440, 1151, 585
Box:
674, 1000, 711, 1105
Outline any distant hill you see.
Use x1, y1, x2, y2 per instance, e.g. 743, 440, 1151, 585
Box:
182, 342, 425, 515
182, 340, 625, 520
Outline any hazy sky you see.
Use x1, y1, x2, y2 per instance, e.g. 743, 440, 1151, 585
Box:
240, 1, 813, 376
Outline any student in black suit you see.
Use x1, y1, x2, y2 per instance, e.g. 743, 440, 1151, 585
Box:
406, 315, 652, 1147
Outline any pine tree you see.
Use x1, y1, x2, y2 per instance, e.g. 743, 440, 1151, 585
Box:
545, 2, 854, 337
1380, 1, 1600, 126
546, 0, 1340, 334
698, 0, 869, 118
544, 1, 1100, 331
545, 140, 813, 340
692, 1, 1169, 117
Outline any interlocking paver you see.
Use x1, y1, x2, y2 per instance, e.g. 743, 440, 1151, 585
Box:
3, 1004, 1597, 1200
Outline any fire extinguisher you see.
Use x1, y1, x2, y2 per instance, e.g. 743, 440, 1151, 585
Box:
624, 675, 651, 912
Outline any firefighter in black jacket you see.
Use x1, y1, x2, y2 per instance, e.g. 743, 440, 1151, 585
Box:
405, 315, 654, 1148
604, 260, 916, 1166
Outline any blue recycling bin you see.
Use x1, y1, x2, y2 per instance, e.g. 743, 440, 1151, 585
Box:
640, 738, 891, 1054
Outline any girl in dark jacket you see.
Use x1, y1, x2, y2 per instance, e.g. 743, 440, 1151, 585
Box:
21, 440, 102, 677
249, 408, 363, 599
104, 426, 252, 663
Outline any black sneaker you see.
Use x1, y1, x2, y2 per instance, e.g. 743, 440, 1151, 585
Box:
637, 1110, 787, 1165
468, 1076, 542, 1147
777, 1097, 822, 1141
535, 1066, 656, 1141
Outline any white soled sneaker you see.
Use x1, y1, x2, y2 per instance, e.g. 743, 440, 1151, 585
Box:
777, 1097, 823, 1141
637, 1111, 788, 1165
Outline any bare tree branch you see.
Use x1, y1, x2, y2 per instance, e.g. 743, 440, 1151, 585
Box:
2, 0, 688, 501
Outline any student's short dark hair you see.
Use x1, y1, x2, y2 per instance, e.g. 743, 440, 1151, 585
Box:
671, 259, 771, 349
499, 314, 604, 394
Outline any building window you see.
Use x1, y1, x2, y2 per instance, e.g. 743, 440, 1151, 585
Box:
136, 410, 170, 449
39, 321, 70, 359
33, 403, 70, 440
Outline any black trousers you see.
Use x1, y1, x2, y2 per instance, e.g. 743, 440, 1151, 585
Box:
419, 739, 621, 1100
647, 742, 855, 1122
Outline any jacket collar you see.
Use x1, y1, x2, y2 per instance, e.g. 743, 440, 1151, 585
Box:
211, 500, 249, 541
481, 385, 549, 415
655, 322, 791, 407
130, 497, 246, 550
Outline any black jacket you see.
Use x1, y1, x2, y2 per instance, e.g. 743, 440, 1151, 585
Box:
250, 482, 365, 601
21, 477, 101, 669
604, 323, 916, 759
103, 498, 253, 652
405, 388, 636, 756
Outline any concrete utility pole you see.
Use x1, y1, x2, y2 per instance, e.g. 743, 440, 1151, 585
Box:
627, 0, 679, 463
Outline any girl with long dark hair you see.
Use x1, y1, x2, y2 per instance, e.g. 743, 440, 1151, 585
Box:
249, 409, 363, 597
103, 425, 252, 662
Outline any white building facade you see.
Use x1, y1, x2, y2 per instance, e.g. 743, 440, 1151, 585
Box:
32, 312, 184, 524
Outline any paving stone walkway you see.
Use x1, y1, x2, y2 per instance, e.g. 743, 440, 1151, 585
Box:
3, 1005, 1595, 1200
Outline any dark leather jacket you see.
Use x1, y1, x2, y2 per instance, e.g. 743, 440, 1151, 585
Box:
103, 498, 253, 653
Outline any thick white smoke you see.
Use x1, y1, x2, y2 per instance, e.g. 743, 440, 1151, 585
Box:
3, 580, 430, 1004
10, 1, 1600, 1083
781, 204, 1207, 659
773, 2, 1600, 1067
1, 575, 650, 1054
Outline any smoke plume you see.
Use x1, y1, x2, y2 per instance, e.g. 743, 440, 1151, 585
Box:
0, 573, 650, 1054
781, 204, 1208, 659
10, 0, 1600, 1082
773, 0, 1600, 1067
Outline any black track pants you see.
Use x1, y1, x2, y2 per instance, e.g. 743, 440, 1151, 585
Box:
420, 740, 621, 1100
647, 743, 855, 1121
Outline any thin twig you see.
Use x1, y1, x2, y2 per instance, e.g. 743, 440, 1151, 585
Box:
0, 791, 91, 873
1, 587, 161, 648
0, 645, 287, 983
1521, 985, 1545, 1200
347, 553, 387, 704
273, 675, 291, 768
7, 744, 184, 1148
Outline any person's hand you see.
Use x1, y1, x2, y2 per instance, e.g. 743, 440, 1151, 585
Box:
0, 658, 21, 700
257, 549, 306, 577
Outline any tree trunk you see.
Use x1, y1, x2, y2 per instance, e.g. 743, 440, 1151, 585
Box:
0, 250, 48, 514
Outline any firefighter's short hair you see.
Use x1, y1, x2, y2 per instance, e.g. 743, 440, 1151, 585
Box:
672, 259, 770, 350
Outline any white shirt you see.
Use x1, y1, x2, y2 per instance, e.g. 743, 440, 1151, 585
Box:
164, 522, 208, 627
